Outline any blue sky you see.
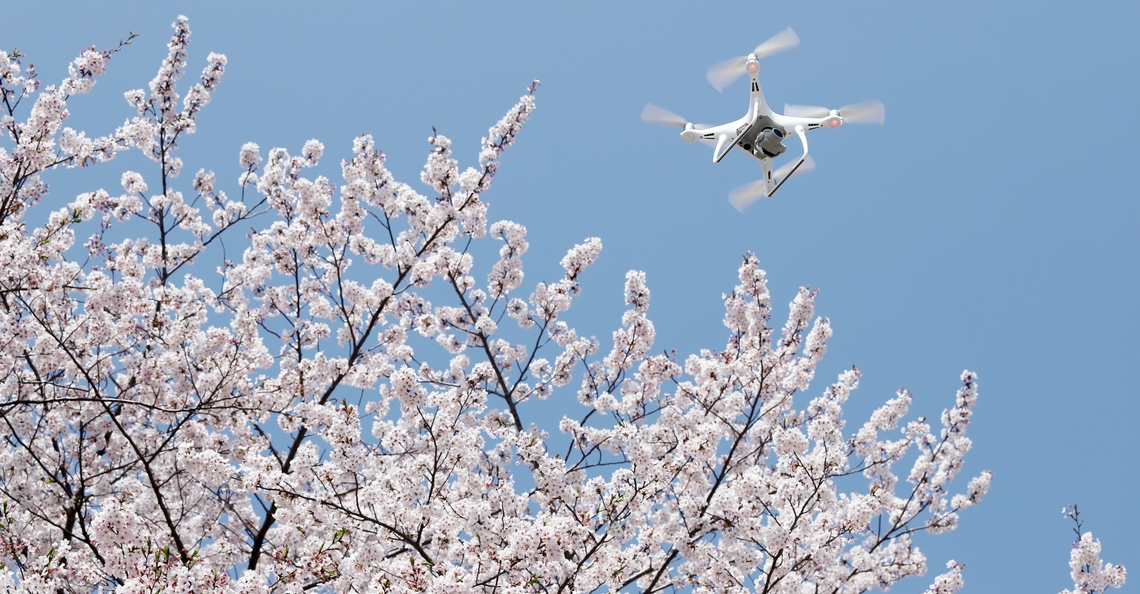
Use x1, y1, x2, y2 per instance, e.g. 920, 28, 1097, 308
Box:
6, 1, 1139, 591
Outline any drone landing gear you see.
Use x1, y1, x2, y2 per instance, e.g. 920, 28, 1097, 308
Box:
728, 125, 814, 212
769, 125, 809, 197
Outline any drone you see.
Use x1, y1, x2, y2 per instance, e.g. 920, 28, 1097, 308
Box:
642, 27, 884, 211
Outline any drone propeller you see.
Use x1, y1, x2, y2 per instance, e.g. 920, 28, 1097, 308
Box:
640, 102, 690, 128
783, 100, 886, 125
728, 155, 817, 212
782, 104, 830, 118
706, 27, 800, 92
836, 100, 885, 124
641, 103, 713, 145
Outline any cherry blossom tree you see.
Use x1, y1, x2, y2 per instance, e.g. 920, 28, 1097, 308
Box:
0, 16, 1125, 594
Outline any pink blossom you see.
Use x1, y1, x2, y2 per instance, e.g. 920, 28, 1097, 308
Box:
0, 18, 1122, 594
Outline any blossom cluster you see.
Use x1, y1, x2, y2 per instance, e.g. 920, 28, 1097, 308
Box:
0, 17, 1125, 594
1057, 506, 1127, 594
1061, 533, 1128, 594
1, 31, 135, 222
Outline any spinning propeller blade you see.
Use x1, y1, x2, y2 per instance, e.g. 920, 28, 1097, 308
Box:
706, 57, 749, 93
837, 100, 885, 125
752, 27, 801, 59
706, 27, 799, 92
641, 103, 689, 128
728, 155, 817, 212
783, 103, 830, 118
783, 101, 885, 124
728, 180, 769, 212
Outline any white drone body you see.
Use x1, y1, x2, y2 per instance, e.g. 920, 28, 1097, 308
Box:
642, 27, 884, 211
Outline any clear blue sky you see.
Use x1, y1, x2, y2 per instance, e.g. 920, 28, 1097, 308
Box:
6, 1, 1138, 591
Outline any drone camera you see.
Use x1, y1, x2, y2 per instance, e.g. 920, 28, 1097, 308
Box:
755, 128, 787, 158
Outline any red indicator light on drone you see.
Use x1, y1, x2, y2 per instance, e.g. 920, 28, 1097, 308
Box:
828, 118, 841, 128
747, 62, 759, 74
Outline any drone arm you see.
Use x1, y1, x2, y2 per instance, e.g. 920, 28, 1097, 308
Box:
771, 112, 834, 133
769, 125, 809, 197
713, 100, 764, 164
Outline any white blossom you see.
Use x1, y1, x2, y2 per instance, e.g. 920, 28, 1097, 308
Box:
0, 18, 1121, 594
